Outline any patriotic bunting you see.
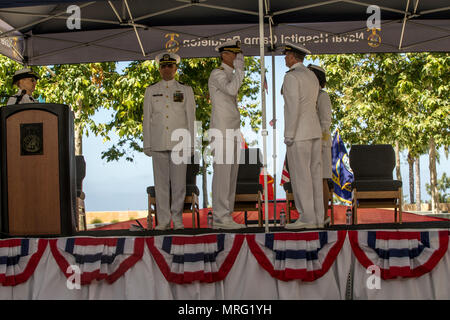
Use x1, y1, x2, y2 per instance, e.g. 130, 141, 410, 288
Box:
2, 230, 449, 288
349, 230, 449, 280
246, 231, 347, 282
0, 238, 48, 286
147, 234, 244, 284
50, 237, 144, 285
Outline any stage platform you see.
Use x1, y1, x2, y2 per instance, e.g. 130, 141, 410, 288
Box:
91, 203, 449, 231
1, 207, 449, 300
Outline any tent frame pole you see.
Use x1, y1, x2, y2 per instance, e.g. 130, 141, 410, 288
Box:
265, 0, 278, 226
258, 0, 269, 233
271, 50, 277, 226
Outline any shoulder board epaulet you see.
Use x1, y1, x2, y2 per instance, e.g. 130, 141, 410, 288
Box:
286, 69, 294, 73
177, 80, 185, 85
218, 67, 225, 70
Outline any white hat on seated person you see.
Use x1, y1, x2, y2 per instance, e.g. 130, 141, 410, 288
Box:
155, 52, 180, 66
308, 64, 327, 87
307, 64, 326, 74
215, 39, 242, 53
282, 41, 311, 56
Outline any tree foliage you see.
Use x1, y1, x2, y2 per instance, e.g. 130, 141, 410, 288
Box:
0, 55, 25, 104
0, 57, 118, 152
426, 173, 450, 203
314, 53, 449, 158
36, 62, 118, 136
315, 52, 449, 208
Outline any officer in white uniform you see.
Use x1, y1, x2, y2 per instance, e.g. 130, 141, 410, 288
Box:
208, 39, 246, 229
282, 42, 324, 229
143, 52, 196, 230
7, 68, 39, 105
308, 64, 332, 225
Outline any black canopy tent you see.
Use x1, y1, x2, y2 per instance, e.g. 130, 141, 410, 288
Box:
0, 0, 448, 231
0, 0, 449, 64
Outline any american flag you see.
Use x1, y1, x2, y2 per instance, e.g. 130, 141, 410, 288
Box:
263, 74, 268, 94
280, 159, 290, 185
240, 132, 248, 149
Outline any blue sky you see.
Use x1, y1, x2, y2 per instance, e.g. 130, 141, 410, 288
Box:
82, 56, 449, 211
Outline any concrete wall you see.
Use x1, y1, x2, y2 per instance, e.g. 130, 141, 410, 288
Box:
403, 203, 450, 213
86, 210, 148, 224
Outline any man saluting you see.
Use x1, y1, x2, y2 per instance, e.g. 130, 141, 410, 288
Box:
208, 39, 246, 229
143, 52, 196, 230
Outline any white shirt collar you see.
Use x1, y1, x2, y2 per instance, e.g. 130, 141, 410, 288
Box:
290, 62, 303, 70
221, 62, 234, 73
162, 79, 176, 87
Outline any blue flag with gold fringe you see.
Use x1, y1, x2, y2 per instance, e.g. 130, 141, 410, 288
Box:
331, 130, 353, 204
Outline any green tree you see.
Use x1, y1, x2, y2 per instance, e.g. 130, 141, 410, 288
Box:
426, 173, 450, 203
37, 63, 118, 155
316, 53, 449, 211
0, 57, 119, 156
0, 55, 22, 104
396, 53, 449, 212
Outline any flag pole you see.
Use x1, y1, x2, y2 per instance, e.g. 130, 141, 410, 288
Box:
258, 0, 269, 233
265, 0, 277, 226
270, 38, 277, 226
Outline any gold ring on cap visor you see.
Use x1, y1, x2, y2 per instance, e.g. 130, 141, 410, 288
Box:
224, 47, 242, 53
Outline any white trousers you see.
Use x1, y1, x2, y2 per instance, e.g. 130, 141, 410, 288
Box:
287, 138, 324, 224
212, 139, 241, 222
152, 151, 187, 227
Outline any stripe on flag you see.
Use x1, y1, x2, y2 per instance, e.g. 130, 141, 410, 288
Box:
264, 74, 268, 93
349, 230, 449, 279
0, 238, 48, 286
280, 159, 290, 185
147, 234, 244, 284
50, 237, 144, 285
246, 231, 346, 281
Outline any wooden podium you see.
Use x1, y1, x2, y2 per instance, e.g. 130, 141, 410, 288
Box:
0, 103, 76, 236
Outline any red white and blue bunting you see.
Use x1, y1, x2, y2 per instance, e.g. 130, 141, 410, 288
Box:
247, 231, 347, 281
1, 230, 449, 288
147, 234, 244, 284
349, 230, 449, 280
0, 238, 47, 286
50, 237, 144, 285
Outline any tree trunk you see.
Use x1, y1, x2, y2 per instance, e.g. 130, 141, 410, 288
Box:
429, 137, 440, 214
74, 101, 83, 156
201, 152, 209, 209
407, 152, 414, 204
395, 141, 402, 181
395, 141, 403, 208
414, 157, 421, 211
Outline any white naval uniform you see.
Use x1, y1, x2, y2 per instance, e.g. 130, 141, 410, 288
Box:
143, 79, 196, 228
7, 91, 37, 105
208, 62, 244, 223
317, 89, 332, 179
282, 62, 324, 225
